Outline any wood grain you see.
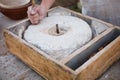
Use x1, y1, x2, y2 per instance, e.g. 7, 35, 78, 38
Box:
3, 6, 120, 80
76, 36, 120, 80
4, 30, 75, 80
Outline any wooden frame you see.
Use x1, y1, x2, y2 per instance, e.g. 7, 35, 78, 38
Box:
4, 6, 120, 80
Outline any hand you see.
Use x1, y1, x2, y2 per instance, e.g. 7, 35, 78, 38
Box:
27, 5, 47, 24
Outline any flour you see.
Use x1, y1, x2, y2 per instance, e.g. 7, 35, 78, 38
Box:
24, 16, 92, 60
91, 20, 109, 36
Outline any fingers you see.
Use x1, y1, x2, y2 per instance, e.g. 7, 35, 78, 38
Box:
30, 14, 40, 24
27, 6, 36, 15
37, 7, 47, 20
27, 5, 47, 24
27, 13, 39, 24
27, 6, 40, 24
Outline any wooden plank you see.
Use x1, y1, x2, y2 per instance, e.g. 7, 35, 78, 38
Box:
60, 28, 114, 64
64, 28, 118, 70
115, 26, 120, 30
3, 6, 120, 80
56, 6, 114, 28
75, 36, 120, 80
6, 18, 29, 30
4, 30, 76, 80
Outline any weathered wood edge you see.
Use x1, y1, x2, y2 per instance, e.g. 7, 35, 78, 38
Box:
114, 26, 120, 30
76, 36, 120, 73
55, 6, 114, 27
60, 28, 114, 64
3, 29, 77, 80
3, 6, 120, 80
5, 7, 60, 30
6, 6, 115, 31
75, 36, 120, 80
5, 18, 29, 30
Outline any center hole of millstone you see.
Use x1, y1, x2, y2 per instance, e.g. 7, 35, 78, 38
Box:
48, 24, 68, 36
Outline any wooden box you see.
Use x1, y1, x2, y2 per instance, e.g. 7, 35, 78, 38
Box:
4, 7, 120, 80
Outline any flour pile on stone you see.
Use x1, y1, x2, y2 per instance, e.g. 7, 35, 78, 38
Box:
24, 15, 92, 60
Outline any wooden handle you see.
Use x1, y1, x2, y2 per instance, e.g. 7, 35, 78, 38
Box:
56, 24, 60, 34
32, 0, 35, 7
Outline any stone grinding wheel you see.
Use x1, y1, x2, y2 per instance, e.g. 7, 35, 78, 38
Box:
0, 0, 30, 9
24, 15, 92, 60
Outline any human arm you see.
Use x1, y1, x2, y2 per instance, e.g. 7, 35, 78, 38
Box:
27, 0, 55, 24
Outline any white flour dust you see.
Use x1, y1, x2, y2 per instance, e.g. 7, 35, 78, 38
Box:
24, 15, 92, 60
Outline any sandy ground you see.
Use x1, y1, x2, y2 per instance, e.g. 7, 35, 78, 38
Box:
0, 13, 120, 80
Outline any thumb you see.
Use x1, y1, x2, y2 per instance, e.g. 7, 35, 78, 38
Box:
30, 9, 36, 15
28, 6, 37, 15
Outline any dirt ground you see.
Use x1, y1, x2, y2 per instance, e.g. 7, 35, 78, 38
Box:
0, 12, 120, 80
